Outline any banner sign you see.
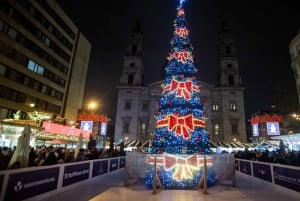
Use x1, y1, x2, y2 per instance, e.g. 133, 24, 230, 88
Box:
119, 157, 125, 168
109, 158, 119, 172
239, 160, 252, 175
273, 166, 300, 192
63, 163, 90, 187
42, 122, 90, 138
235, 160, 239, 171
5, 167, 59, 201
252, 162, 272, 182
77, 114, 110, 122
92, 160, 108, 177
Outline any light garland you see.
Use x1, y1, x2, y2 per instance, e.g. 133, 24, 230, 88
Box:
148, 154, 212, 181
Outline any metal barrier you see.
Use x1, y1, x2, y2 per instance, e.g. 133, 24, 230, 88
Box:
0, 156, 125, 201
235, 158, 300, 192
124, 152, 235, 193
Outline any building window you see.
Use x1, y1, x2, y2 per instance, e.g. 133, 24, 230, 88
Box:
228, 75, 234, 86
139, 123, 147, 134
0, 63, 6, 75
44, 36, 51, 47
225, 45, 231, 54
142, 102, 148, 111
232, 124, 238, 135
230, 101, 237, 111
123, 123, 129, 133
16, 92, 27, 103
212, 103, 219, 112
8, 27, 17, 39
214, 124, 219, 135
27, 60, 44, 75
41, 85, 48, 93
128, 74, 134, 84
131, 45, 137, 55
125, 100, 131, 110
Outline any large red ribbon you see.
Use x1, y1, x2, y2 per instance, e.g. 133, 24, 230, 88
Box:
162, 79, 199, 100
169, 114, 193, 138
148, 154, 212, 180
156, 114, 205, 139
175, 27, 189, 38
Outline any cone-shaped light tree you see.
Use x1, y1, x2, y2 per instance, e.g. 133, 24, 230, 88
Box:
151, 0, 210, 155
145, 0, 215, 189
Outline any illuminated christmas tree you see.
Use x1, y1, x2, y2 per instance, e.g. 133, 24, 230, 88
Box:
145, 0, 215, 189
151, 0, 210, 155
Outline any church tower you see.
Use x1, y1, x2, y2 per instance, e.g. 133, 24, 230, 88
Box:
213, 22, 247, 142
217, 22, 242, 87
119, 21, 144, 86
114, 22, 151, 143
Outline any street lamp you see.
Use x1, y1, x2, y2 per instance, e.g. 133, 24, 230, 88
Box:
292, 113, 300, 120
87, 101, 98, 114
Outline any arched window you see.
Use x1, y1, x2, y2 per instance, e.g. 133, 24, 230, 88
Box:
214, 124, 219, 135
225, 45, 231, 54
128, 74, 134, 84
228, 75, 234, 85
131, 45, 137, 55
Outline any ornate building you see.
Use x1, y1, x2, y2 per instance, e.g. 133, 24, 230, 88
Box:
114, 22, 247, 143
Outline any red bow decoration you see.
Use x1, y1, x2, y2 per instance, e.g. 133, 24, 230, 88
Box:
163, 79, 199, 100
148, 154, 212, 181
165, 154, 198, 180
156, 114, 205, 139
175, 27, 189, 38
169, 51, 193, 63
169, 114, 193, 138
178, 8, 185, 16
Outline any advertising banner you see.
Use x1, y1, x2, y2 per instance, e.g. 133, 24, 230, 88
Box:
266, 122, 280, 136
80, 121, 93, 132
5, 167, 59, 201
273, 166, 300, 192
239, 160, 252, 175
252, 123, 259, 136
100, 122, 107, 135
109, 158, 119, 172
252, 162, 272, 182
119, 157, 125, 168
92, 160, 108, 177
63, 163, 90, 187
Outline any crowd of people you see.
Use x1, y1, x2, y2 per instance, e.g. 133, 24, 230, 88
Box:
0, 146, 126, 170
2, 144, 300, 171
234, 148, 300, 167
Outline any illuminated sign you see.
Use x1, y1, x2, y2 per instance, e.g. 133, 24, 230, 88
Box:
100, 122, 107, 136
77, 114, 110, 123
42, 122, 90, 138
251, 115, 283, 124
252, 124, 259, 136
266, 122, 280, 136
80, 121, 93, 132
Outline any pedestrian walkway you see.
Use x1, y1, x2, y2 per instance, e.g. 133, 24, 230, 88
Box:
40, 169, 299, 201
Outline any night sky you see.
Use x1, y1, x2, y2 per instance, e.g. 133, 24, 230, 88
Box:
58, 0, 300, 122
